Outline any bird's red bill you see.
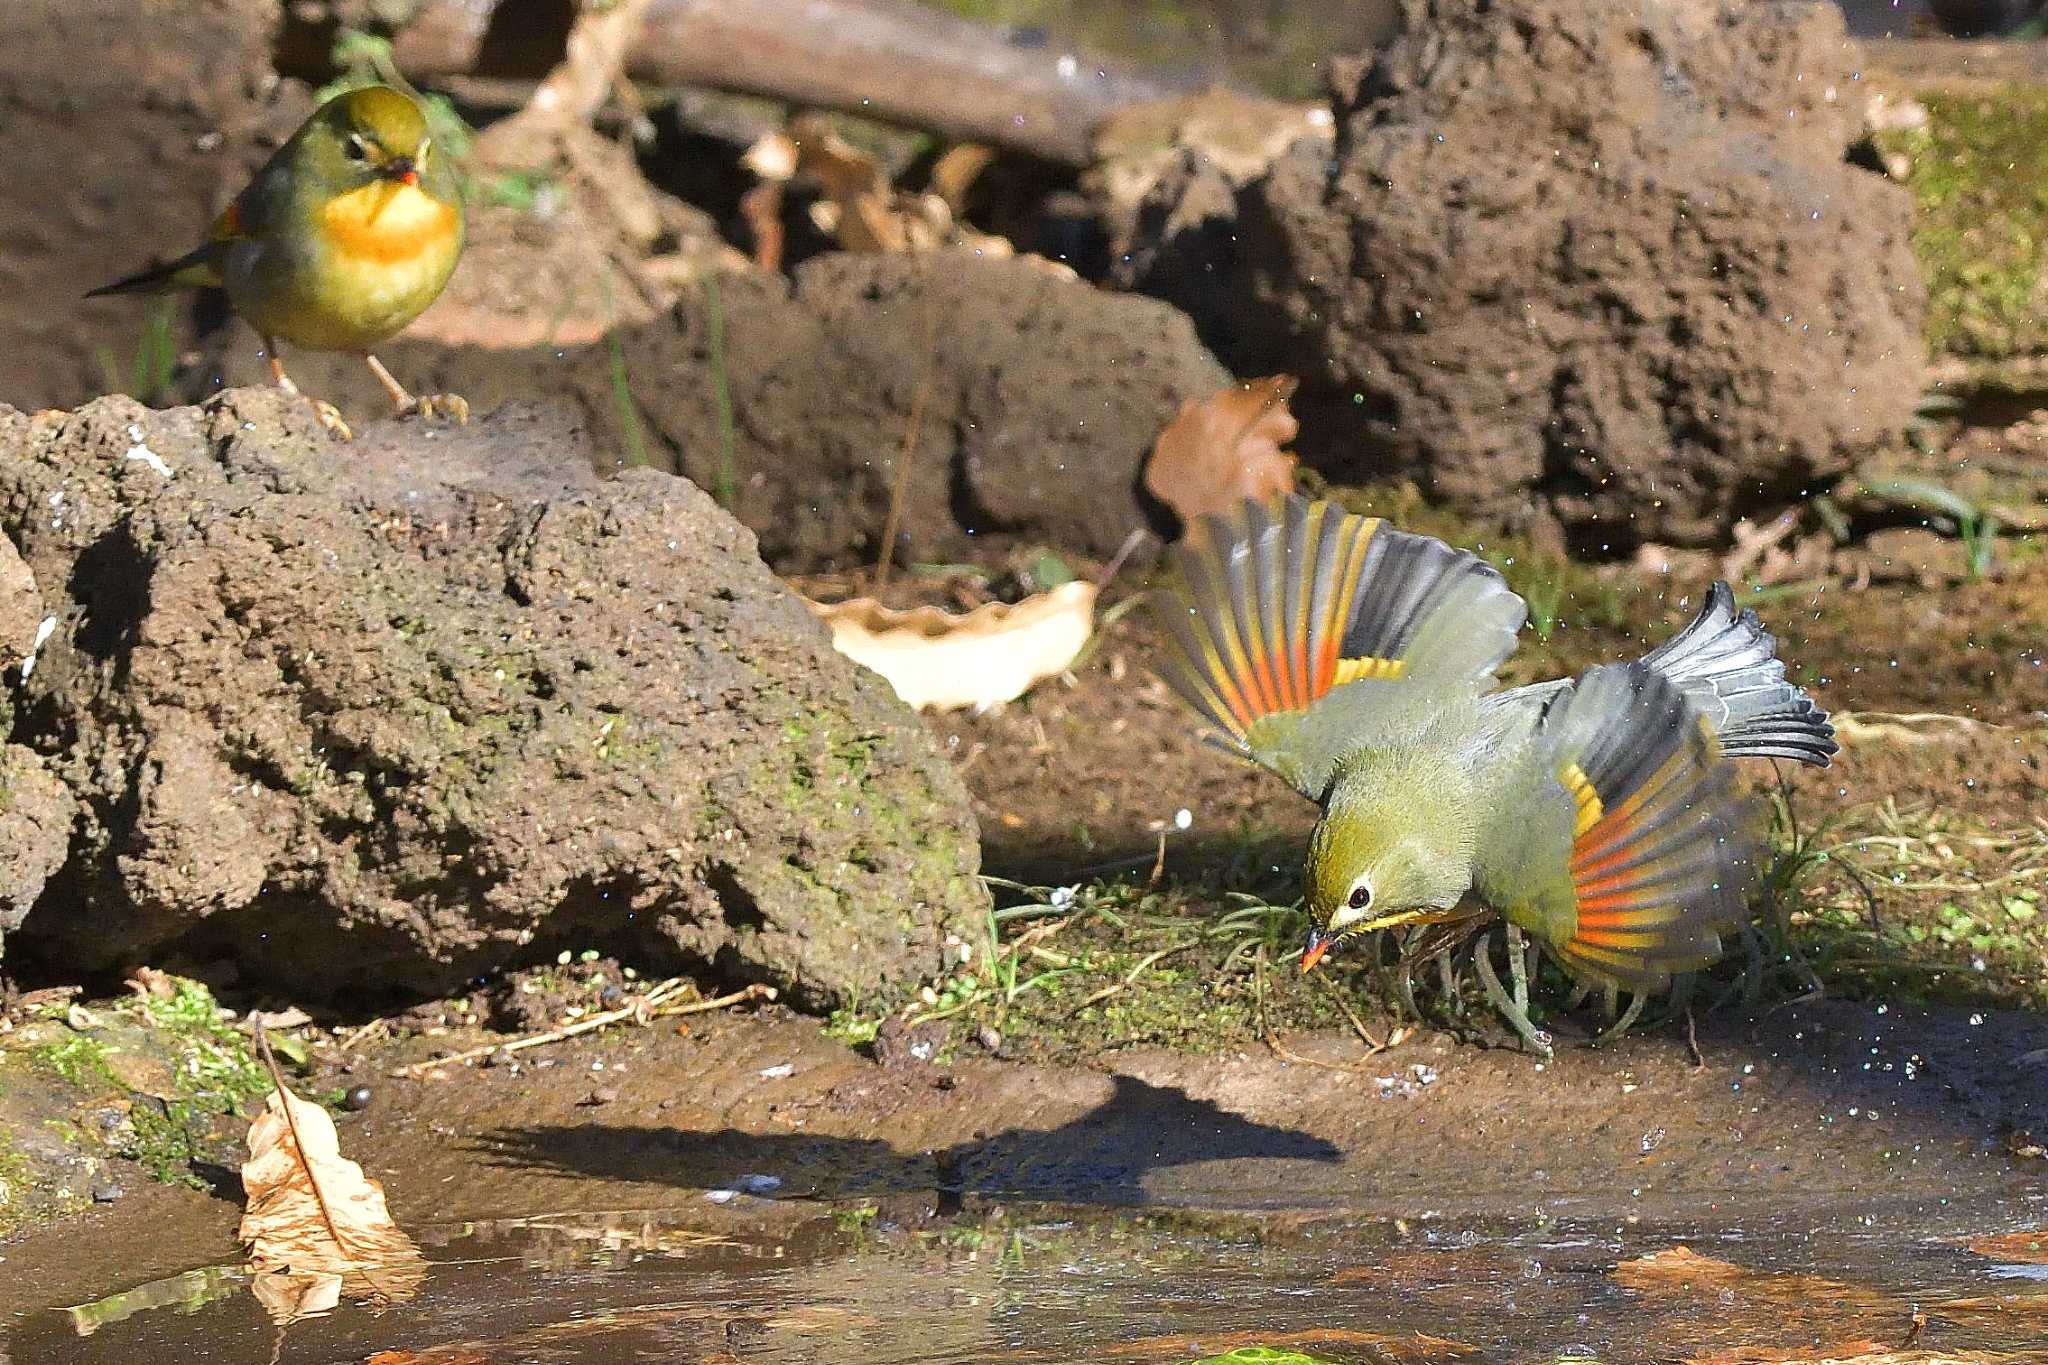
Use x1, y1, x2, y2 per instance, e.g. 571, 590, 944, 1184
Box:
1300, 938, 1331, 972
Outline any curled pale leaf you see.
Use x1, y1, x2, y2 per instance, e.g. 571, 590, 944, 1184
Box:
809, 580, 1098, 711
1144, 376, 1301, 524
240, 1081, 426, 1319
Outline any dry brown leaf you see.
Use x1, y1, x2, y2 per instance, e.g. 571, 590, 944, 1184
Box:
1143, 376, 1301, 524
931, 143, 998, 213
808, 581, 1098, 711
251, 1270, 341, 1325
740, 182, 786, 273
240, 1080, 426, 1320
1966, 1229, 2048, 1264
745, 120, 1023, 260
1931, 1294, 2048, 1321
1615, 1247, 1929, 1365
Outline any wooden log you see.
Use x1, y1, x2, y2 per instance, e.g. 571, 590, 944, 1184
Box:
377, 0, 1188, 164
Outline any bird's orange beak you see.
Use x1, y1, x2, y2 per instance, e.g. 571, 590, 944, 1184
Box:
1300, 929, 1331, 973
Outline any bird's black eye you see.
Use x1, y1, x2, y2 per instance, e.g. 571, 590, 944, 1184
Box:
1348, 886, 1372, 910
345, 135, 369, 161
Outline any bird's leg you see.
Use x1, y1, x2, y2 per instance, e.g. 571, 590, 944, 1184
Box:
1601, 980, 1621, 1021
1394, 960, 1422, 1021
1594, 991, 1647, 1045
1564, 980, 1595, 1012
1435, 949, 1462, 1020
1505, 922, 1533, 1017
265, 336, 352, 439
1475, 930, 1553, 1059
365, 352, 468, 424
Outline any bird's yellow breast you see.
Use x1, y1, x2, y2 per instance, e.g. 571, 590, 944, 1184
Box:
320, 181, 460, 264
232, 178, 462, 350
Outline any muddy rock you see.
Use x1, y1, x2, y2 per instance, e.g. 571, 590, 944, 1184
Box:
228, 254, 1234, 572
0, 391, 985, 1006
0, 0, 304, 412
0, 534, 38, 661
0, 747, 72, 953
1128, 0, 1926, 551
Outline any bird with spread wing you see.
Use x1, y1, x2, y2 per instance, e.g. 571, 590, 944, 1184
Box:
1148, 496, 1837, 1054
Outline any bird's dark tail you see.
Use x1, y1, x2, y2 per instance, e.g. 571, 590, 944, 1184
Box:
86, 246, 221, 299
1641, 582, 1837, 765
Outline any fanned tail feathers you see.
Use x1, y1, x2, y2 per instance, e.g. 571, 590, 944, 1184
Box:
1148, 495, 1525, 758
1643, 582, 1836, 765
1541, 663, 1762, 991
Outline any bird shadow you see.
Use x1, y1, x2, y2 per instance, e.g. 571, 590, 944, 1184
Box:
475, 1073, 1341, 1207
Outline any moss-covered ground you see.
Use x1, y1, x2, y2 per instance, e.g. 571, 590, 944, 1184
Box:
1879, 84, 2048, 362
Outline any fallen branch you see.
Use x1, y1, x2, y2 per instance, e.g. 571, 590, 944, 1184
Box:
388, 981, 778, 1077
344, 0, 1190, 164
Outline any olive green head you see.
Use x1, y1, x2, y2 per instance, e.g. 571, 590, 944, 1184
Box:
293, 85, 446, 196
1299, 776, 1476, 970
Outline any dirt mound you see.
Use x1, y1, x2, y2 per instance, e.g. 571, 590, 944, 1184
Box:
0, 390, 986, 1007
1127, 0, 1927, 551
210, 254, 1234, 572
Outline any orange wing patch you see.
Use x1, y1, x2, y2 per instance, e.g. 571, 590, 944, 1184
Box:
1555, 746, 1737, 985
211, 200, 249, 242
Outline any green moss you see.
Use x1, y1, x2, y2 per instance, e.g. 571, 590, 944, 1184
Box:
142, 979, 273, 1109
30, 1035, 118, 1090
1879, 86, 2048, 359
0, 1128, 34, 1237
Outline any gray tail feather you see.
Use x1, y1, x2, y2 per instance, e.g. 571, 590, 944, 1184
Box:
1641, 582, 1837, 766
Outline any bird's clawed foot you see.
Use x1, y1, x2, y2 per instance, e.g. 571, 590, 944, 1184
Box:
365, 353, 467, 425
306, 397, 355, 440
397, 392, 470, 424
267, 340, 354, 439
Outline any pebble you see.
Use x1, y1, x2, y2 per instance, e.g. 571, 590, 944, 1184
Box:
342, 1085, 374, 1112
90, 1183, 123, 1203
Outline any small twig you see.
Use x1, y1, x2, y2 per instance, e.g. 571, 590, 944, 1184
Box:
1070, 942, 1193, 1014
874, 283, 942, 590
1314, 973, 1387, 1056
1147, 831, 1167, 889
1719, 509, 1800, 584
388, 982, 777, 1078
333, 1018, 389, 1054
1683, 1007, 1705, 1070
1253, 948, 1386, 1076
1096, 525, 1153, 591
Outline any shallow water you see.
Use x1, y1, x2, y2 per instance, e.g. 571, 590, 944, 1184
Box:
17, 1195, 2048, 1364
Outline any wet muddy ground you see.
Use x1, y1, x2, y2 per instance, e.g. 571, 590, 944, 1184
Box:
4, 995, 2048, 1360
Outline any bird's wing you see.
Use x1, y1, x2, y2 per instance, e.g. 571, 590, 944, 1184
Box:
1148, 495, 1527, 797
1503, 661, 1763, 991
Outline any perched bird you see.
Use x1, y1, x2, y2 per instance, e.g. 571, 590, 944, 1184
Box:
1149, 496, 1836, 1054
88, 85, 465, 439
